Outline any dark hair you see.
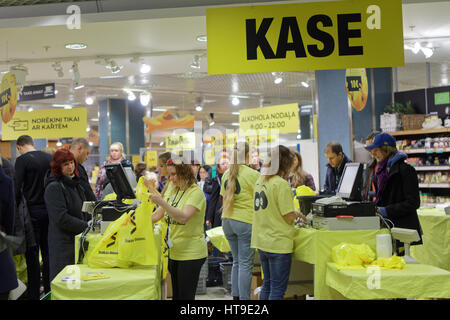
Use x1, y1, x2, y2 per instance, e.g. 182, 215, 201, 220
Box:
167, 160, 197, 189
134, 162, 147, 176
324, 141, 343, 155
201, 165, 211, 173
262, 145, 294, 181
70, 137, 90, 150
51, 149, 78, 178
16, 135, 34, 147
291, 152, 308, 188
365, 130, 381, 142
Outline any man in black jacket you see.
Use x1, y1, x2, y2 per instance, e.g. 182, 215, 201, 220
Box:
70, 138, 96, 201
14, 135, 52, 300
323, 141, 352, 194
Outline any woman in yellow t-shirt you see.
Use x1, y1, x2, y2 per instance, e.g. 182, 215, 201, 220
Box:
147, 158, 207, 300
251, 145, 306, 300
221, 142, 260, 300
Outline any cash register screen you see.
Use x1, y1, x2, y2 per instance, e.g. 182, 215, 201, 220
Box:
336, 163, 363, 200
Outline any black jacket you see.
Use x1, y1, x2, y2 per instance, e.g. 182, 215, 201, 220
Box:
324, 153, 352, 194
0, 166, 19, 293
14, 150, 52, 210
77, 163, 96, 201
204, 172, 224, 228
44, 174, 88, 281
1, 156, 14, 180
375, 153, 422, 245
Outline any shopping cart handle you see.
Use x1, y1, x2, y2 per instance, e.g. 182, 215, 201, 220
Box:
336, 215, 354, 219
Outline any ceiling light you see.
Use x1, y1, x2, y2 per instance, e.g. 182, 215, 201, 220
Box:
195, 105, 203, 112
412, 42, 421, 54
85, 96, 94, 105
196, 35, 207, 42
65, 43, 87, 50
91, 118, 99, 122
209, 121, 215, 126
301, 81, 309, 88
152, 108, 167, 112
140, 63, 151, 74
231, 123, 239, 126
190, 55, 201, 69
99, 75, 124, 79
89, 141, 94, 146
74, 84, 84, 90
102, 58, 122, 74
70, 62, 82, 88
140, 91, 151, 106
421, 47, 434, 59
56, 142, 62, 147
232, 112, 240, 115
272, 72, 283, 84
231, 97, 240, 106
52, 62, 64, 78
274, 77, 283, 84
54, 90, 58, 95
160, 141, 164, 146
297, 134, 302, 140
27, 107, 33, 112
208, 113, 215, 126
126, 90, 136, 101
64, 105, 73, 109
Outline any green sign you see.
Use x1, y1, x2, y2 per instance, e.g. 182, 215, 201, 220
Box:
434, 92, 450, 105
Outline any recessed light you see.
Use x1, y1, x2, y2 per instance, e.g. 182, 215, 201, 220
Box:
153, 108, 167, 112
74, 84, 85, 90
231, 123, 239, 126
140, 63, 151, 74
231, 97, 240, 106
232, 112, 240, 115
196, 35, 207, 42
195, 106, 203, 112
64, 106, 72, 109
65, 43, 87, 50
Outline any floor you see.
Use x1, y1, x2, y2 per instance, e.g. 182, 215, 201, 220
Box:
195, 286, 234, 300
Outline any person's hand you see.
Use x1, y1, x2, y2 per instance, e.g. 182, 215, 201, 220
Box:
295, 211, 307, 223
146, 184, 164, 206
206, 220, 212, 227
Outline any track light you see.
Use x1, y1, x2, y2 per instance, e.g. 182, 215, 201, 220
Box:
195, 105, 203, 112
140, 91, 151, 106
97, 58, 123, 74
130, 57, 151, 74
85, 91, 96, 105
231, 97, 240, 106
70, 62, 83, 89
301, 81, 309, 88
52, 62, 64, 78
272, 72, 283, 84
190, 55, 201, 69
404, 42, 435, 59
208, 113, 215, 126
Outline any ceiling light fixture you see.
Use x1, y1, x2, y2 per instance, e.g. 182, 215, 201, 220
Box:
404, 41, 435, 59
272, 72, 283, 84
232, 112, 240, 115
160, 141, 164, 146
190, 55, 201, 69
231, 97, 240, 106
140, 91, 151, 106
196, 35, 207, 42
52, 62, 64, 78
70, 62, 83, 89
130, 57, 151, 74
195, 105, 203, 112
56, 142, 62, 147
65, 43, 87, 50
231, 123, 240, 126
208, 113, 215, 126
301, 81, 310, 88
27, 107, 33, 112
85, 91, 96, 105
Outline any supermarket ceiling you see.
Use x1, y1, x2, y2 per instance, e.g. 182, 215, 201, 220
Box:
0, 0, 449, 140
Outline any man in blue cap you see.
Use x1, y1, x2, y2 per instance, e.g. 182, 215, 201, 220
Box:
365, 132, 422, 253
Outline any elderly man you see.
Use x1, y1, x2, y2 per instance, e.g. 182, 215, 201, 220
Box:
70, 138, 96, 201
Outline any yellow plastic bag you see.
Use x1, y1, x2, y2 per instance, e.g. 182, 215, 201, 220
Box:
371, 255, 406, 270
206, 227, 231, 252
88, 197, 158, 268
331, 242, 376, 268
294, 186, 316, 211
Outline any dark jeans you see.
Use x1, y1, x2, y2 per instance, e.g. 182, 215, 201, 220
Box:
258, 249, 292, 300
168, 257, 206, 300
25, 208, 50, 300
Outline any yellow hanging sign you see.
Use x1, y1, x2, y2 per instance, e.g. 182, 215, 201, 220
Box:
165, 132, 196, 151
2, 107, 87, 141
145, 150, 158, 168
239, 103, 299, 135
206, 0, 404, 74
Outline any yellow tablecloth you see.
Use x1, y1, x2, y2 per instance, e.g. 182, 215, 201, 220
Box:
326, 262, 450, 299
51, 264, 161, 300
206, 227, 231, 252
411, 208, 450, 271
293, 227, 389, 300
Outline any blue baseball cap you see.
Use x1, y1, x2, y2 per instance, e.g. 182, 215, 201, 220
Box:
365, 132, 396, 150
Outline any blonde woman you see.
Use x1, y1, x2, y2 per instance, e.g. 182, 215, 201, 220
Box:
221, 142, 260, 300
94, 142, 132, 199
251, 145, 306, 300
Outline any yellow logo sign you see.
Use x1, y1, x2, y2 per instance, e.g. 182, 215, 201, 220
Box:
206, 0, 403, 74
1, 107, 87, 141
345, 68, 369, 111
0, 73, 18, 124
143, 110, 194, 133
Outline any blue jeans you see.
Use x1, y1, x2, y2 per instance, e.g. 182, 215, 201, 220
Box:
258, 249, 292, 300
222, 219, 255, 300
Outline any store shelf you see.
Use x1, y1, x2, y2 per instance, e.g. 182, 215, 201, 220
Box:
414, 166, 450, 171
388, 128, 450, 136
419, 183, 450, 188
403, 148, 450, 154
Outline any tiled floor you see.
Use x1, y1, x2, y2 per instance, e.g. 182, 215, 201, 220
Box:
195, 286, 233, 300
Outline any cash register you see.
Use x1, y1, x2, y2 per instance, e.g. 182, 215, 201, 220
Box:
310, 163, 380, 230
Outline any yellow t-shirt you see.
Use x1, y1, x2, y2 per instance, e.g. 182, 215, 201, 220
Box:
163, 184, 207, 261
251, 175, 296, 254
220, 165, 260, 224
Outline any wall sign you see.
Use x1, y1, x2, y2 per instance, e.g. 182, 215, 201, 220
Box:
239, 103, 299, 135
2, 107, 87, 140
206, 0, 404, 74
18, 83, 56, 102
345, 68, 369, 111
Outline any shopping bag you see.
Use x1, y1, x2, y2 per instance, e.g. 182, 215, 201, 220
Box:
331, 242, 375, 269
117, 200, 158, 266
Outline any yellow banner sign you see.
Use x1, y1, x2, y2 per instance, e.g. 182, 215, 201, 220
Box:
206, 0, 404, 74
2, 107, 87, 140
145, 150, 158, 168
166, 132, 196, 151
239, 103, 299, 135
1, 73, 18, 123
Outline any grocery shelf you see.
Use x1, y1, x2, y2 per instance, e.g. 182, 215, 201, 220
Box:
414, 166, 450, 171
388, 128, 450, 136
419, 183, 450, 188
403, 148, 450, 154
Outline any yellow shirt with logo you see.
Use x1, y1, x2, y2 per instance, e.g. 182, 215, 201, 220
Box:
251, 175, 296, 254
220, 165, 260, 224
164, 183, 207, 261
